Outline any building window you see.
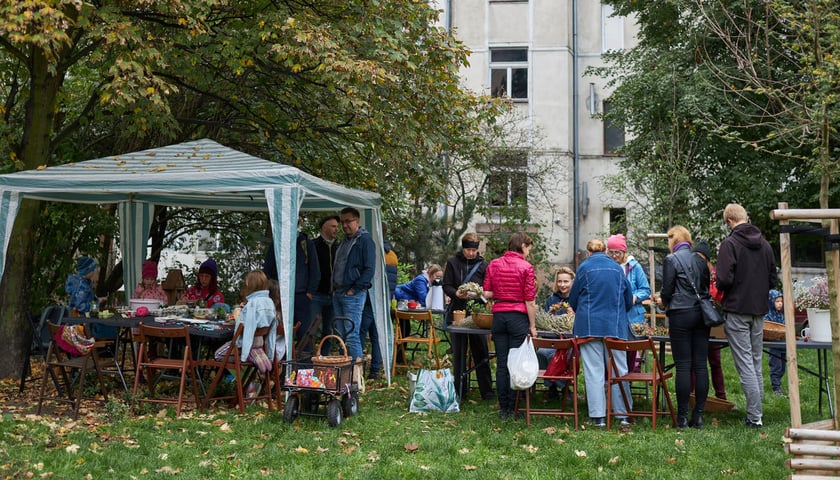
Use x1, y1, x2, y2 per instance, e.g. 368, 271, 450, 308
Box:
602, 4, 624, 52
609, 208, 627, 236
603, 101, 625, 155
490, 48, 528, 101
488, 151, 528, 207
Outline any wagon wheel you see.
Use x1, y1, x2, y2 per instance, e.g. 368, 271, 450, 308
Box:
326, 398, 343, 427
283, 394, 300, 424
342, 392, 359, 417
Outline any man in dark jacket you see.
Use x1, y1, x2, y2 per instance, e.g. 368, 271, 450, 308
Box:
332, 207, 376, 363
312, 215, 340, 353
716, 203, 777, 429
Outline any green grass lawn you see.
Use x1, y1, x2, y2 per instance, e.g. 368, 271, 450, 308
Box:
0, 348, 830, 479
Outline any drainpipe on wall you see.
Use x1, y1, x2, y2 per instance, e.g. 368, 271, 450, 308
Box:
572, 0, 581, 257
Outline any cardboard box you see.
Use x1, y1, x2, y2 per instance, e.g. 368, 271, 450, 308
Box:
710, 325, 726, 339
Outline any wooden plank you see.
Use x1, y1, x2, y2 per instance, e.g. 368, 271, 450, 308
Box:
787, 428, 840, 442
787, 443, 840, 456
787, 458, 840, 470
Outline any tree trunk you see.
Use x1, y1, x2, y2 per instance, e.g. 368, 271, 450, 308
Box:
0, 200, 40, 378
0, 45, 63, 379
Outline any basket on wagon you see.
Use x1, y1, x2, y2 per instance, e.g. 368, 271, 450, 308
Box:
310, 334, 354, 389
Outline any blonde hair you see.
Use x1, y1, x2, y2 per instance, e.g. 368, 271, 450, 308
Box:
554, 266, 575, 292
427, 264, 443, 277
586, 238, 606, 253
723, 203, 748, 223
667, 226, 692, 252
241, 270, 269, 299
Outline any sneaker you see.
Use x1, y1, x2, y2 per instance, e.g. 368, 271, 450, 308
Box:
366, 371, 381, 381
589, 417, 606, 427
499, 409, 512, 420
744, 418, 764, 429
773, 389, 786, 397
619, 418, 632, 427
481, 391, 496, 401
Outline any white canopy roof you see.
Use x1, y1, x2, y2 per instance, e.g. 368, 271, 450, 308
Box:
0, 139, 392, 380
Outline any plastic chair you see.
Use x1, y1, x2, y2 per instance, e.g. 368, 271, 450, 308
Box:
391, 310, 441, 377
37, 321, 113, 419
514, 337, 581, 429
132, 323, 201, 416
200, 324, 274, 413
604, 337, 676, 429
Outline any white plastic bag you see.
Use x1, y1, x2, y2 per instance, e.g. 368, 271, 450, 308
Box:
508, 336, 539, 390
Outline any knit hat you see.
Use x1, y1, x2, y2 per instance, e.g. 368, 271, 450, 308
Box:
606, 234, 627, 252
76, 256, 97, 276
198, 258, 218, 278
142, 260, 158, 280
693, 240, 712, 261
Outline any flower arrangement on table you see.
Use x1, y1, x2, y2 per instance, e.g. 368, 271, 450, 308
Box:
549, 301, 570, 314
630, 322, 670, 337
535, 309, 574, 335
794, 275, 830, 310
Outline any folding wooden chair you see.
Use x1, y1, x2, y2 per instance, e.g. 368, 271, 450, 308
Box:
20, 305, 68, 393
392, 310, 441, 378
200, 324, 274, 414
132, 323, 201, 416
604, 337, 676, 429
515, 337, 581, 429
37, 321, 113, 419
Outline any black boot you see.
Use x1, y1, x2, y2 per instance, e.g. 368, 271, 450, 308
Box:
689, 408, 704, 429
677, 406, 689, 428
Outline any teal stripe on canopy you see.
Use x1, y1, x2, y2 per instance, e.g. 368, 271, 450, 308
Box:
118, 200, 154, 296
266, 187, 303, 362
0, 190, 21, 280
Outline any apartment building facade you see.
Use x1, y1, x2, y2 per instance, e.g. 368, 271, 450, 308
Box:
440, 0, 639, 264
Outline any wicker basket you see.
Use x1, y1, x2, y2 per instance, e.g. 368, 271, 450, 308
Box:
763, 321, 786, 341
473, 312, 494, 329
311, 334, 352, 366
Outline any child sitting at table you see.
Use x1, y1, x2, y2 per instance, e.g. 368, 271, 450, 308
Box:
214, 270, 276, 373
133, 260, 168, 305
765, 289, 786, 397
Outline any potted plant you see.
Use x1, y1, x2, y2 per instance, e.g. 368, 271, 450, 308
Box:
795, 275, 831, 342
466, 299, 494, 329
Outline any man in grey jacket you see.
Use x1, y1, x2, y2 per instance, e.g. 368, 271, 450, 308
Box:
716, 203, 778, 429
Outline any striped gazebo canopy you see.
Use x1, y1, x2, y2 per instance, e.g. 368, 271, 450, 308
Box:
0, 138, 392, 381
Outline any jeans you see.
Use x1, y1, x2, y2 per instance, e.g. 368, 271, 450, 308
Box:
668, 307, 709, 417
491, 311, 530, 412
359, 299, 381, 374
769, 346, 786, 391
579, 339, 630, 418
333, 290, 367, 362
310, 292, 334, 353
724, 312, 765, 423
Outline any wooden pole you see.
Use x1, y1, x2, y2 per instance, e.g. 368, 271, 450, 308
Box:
646, 233, 668, 329
778, 202, 803, 427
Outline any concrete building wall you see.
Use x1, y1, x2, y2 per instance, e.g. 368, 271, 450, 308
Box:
448, 0, 639, 264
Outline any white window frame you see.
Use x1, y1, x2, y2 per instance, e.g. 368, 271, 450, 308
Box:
602, 4, 624, 53
489, 48, 529, 101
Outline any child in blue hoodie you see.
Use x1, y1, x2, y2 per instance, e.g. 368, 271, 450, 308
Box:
765, 289, 786, 396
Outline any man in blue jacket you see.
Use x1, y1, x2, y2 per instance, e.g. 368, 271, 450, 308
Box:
332, 207, 377, 364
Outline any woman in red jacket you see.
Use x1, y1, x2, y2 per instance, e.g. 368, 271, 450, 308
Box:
483, 232, 537, 420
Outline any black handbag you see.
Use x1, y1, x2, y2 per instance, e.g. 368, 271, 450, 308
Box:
672, 252, 725, 327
